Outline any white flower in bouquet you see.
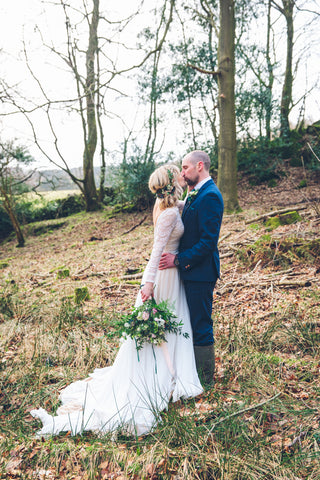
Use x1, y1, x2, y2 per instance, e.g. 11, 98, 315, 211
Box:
119, 298, 189, 353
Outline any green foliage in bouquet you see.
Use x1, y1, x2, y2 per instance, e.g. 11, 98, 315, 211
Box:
120, 298, 189, 351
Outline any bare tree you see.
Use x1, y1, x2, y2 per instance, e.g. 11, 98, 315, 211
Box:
272, 0, 294, 137
140, 0, 175, 162
83, 0, 100, 210
2, 0, 105, 211
188, 0, 238, 211
265, 0, 275, 140
216, 0, 238, 211
0, 141, 34, 247
236, 0, 276, 140
1, 0, 176, 211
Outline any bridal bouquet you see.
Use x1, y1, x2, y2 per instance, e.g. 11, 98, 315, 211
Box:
120, 298, 188, 351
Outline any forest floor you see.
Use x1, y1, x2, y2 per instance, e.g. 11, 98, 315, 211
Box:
0, 166, 320, 480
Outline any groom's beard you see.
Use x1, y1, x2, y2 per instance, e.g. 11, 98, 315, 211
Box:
186, 175, 199, 188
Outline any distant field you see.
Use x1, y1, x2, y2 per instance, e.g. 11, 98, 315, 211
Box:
23, 189, 81, 201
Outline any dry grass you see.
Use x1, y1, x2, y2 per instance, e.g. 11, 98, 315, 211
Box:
1, 175, 320, 479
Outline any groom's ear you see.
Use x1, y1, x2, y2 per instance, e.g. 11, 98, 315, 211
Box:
197, 161, 204, 172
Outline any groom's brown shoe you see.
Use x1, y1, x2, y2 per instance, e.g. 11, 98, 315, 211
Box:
194, 344, 215, 387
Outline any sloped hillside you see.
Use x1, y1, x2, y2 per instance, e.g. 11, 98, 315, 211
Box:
0, 166, 319, 480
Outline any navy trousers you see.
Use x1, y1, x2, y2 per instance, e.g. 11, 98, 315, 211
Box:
183, 280, 216, 346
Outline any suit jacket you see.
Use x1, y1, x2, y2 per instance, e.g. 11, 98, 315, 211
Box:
178, 178, 224, 282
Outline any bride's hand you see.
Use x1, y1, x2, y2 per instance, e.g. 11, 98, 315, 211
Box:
141, 282, 154, 302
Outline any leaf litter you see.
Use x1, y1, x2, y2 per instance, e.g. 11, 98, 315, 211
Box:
0, 166, 320, 479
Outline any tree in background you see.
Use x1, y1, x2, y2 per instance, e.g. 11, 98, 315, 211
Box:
182, 0, 238, 211
216, 0, 238, 211
82, 0, 100, 210
1, 0, 320, 212
265, 0, 275, 140
2, 0, 179, 211
1, 0, 104, 211
272, 0, 294, 138
0, 141, 34, 247
236, 0, 276, 140
114, 0, 175, 208
157, 27, 219, 155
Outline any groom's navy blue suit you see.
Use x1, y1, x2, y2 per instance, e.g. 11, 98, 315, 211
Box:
177, 178, 224, 346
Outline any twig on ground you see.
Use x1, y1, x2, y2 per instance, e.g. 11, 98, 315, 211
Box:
72, 271, 109, 279
217, 275, 316, 295
220, 252, 234, 259
206, 392, 281, 440
122, 215, 148, 235
218, 232, 232, 244
288, 430, 307, 449
74, 264, 93, 276
119, 272, 143, 280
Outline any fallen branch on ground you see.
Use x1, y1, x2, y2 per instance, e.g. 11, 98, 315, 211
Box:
119, 272, 143, 280
218, 232, 232, 244
122, 215, 148, 235
245, 205, 308, 224
72, 271, 109, 279
217, 276, 316, 295
220, 252, 235, 259
74, 264, 93, 276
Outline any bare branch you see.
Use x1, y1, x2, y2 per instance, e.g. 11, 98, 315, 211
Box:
295, 5, 320, 16
271, 0, 285, 16
187, 63, 220, 76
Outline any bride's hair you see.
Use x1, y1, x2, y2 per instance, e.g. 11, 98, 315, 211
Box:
149, 164, 183, 209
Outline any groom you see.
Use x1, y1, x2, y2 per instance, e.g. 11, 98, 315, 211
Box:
159, 150, 224, 385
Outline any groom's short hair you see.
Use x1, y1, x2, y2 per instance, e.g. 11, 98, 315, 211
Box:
187, 150, 211, 171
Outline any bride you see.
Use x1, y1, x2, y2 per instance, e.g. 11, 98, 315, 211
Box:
31, 164, 203, 437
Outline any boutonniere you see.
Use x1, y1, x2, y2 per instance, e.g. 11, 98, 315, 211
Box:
187, 189, 198, 203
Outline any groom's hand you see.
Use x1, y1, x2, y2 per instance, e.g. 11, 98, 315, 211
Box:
159, 252, 175, 270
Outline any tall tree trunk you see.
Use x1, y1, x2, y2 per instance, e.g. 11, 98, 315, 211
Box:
266, 0, 274, 140
217, 0, 238, 211
97, 46, 106, 203
83, 0, 100, 211
278, 0, 294, 137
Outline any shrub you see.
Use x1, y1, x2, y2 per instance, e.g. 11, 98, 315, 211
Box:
237, 132, 312, 184
58, 297, 86, 330
15, 194, 85, 224
0, 282, 19, 319
300, 137, 320, 171
0, 194, 86, 242
56, 194, 85, 217
237, 137, 282, 184
15, 198, 58, 223
0, 207, 13, 239
111, 148, 156, 209
101, 186, 116, 205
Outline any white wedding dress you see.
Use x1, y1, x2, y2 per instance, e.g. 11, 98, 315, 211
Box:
31, 206, 203, 437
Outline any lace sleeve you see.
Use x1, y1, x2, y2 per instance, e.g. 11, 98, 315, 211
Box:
144, 208, 178, 283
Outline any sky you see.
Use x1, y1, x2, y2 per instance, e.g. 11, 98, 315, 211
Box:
1, 0, 320, 171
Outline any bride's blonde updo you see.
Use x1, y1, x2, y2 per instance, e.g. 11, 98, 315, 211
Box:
149, 164, 183, 210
